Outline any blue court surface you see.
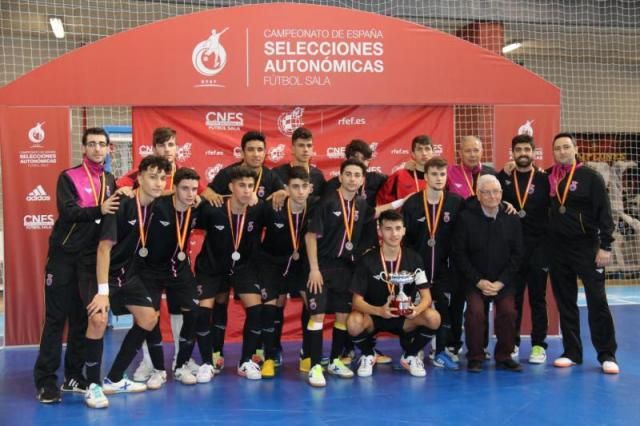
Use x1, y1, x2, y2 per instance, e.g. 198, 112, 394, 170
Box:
0, 303, 638, 425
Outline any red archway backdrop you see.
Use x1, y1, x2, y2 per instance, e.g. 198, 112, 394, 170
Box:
0, 3, 560, 345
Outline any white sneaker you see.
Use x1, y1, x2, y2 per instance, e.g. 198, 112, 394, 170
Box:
146, 369, 167, 390
85, 383, 109, 409
237, 360, 262, 380
400, 355, 427, 377
132, 360, 153, 382
196, 364, 216, 383
174, 364, 197, 385
553, 357, 577, 368
308, 364, 326, 387
602, 360, 620, 374
528, 346, 547, 364
357, 355, 376, 377
511, 345, 520, 361
186, 358, 200, 375
445, 347, 460, 363
102, 376, 147, 394
327, 359, 354, 378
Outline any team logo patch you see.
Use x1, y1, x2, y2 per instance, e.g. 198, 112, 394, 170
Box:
569, 181, 578, 191
443, 212, 451, 223
355, 209, 360, 221
261, 288, 268, 300
257, 186, 265, 198
46, 273, 53, 286
247, 221, 254, 232
196, 285, 203, 296
308, 298, 317, 311
528, 184, 536, 194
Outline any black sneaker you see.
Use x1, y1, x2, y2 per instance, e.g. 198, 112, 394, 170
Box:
467, 360, 483, 373
61, 376, 89, 393
37, 384, 61, 404
496, 359, 523, 372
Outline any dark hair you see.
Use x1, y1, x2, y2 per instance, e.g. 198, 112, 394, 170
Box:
152, 127, 176, 146
340, 158, 367, 175
425, 157, 448, 172
288, 165, 310, 183
82, 127, 110, 146
411, 135, 433, 152
512, 134, 535, 150
173, 167, 200, 186
378, 209, 404, 226
292, 127, 312, 144
553, 132, 577, 147
241, 131, 266, 150
345, 139, 373, 160
227, 165, 258, 183
138, 155, 172, 174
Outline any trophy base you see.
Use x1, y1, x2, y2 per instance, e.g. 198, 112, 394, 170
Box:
390, 299, 413, 317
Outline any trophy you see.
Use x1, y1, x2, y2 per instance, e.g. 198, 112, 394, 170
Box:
382, 270, 416, 316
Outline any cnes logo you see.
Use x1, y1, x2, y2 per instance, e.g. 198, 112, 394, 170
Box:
26, 185, 51, 202
23, 214, 55, 230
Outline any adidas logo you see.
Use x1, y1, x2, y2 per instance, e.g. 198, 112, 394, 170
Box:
26, 185, 50, 201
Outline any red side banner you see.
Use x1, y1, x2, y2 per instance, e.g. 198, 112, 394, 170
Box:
494, 105, 561, 169
132, 106, 454, 179
133, 105, 453, 342
0, 107, 70, 345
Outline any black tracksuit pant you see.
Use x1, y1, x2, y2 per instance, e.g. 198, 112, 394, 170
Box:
549, 238, 617, 363
33, 255, 87, 388
514, 240, 549, 348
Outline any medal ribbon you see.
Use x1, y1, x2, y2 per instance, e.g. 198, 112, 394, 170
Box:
513, 168, 535, 211
83, 162, 106, 206
461, 165, 476, 196
173, 196, 192, 255
379, 248, 402, 296
413, 170, 420, 192
422, 191, 444, 242
135, 190, 151, 251
556, 160, 577, 209
227, 200, 247, 254
253, 167, 264, 195
337, 189, 356, 249
287, 198, 306, 255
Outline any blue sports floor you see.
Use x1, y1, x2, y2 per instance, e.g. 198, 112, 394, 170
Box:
1, 290, 639, 425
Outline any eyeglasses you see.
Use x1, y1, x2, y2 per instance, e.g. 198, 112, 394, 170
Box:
86, 141, 108, 148
478, 189, 502, 196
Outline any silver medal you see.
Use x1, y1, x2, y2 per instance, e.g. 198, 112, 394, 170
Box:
518, 209, 527, 218
177, 251, 187, 261
231, 251, 241, 261
138, 247, 148, 258
345, 241, 354, 251
427, 238, 436, 247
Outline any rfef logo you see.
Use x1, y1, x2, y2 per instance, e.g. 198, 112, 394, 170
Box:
277, 107, 304, 136
192, 27, 229, 77
28, 122, 46, 145
518, 120, 534, 136
269, 144, 286, 162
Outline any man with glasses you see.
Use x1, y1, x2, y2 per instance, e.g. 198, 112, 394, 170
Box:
453, 175, 523, 373
34, 128, 120, 404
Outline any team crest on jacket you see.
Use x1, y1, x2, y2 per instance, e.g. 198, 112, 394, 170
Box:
258, 186, 265, 198
46, 273, 53, 286
528, 184, 535, 194
247, 221, 254, 232
569, 181, 578, 191
443, 212, 451, 223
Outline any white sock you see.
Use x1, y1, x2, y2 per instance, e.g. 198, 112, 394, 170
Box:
170, 314, 184, 359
